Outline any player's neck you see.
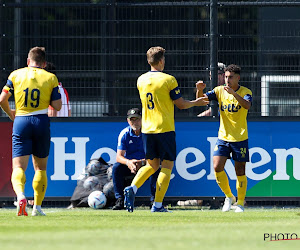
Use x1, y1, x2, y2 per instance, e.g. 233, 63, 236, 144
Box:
232, 84, 240, 91
150, 66, 162, 72
27, 59, 45, 69
28, 63, 43, 68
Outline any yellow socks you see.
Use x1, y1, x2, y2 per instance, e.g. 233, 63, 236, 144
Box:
215, 171, 233, 198
11, 168, 48, 206
215, 171, 247, 206
236, 175, 247, 206
32, 170, 47, 206
154, 168, 172, 203
11, 168, 26, 199
132, 165, 156, 189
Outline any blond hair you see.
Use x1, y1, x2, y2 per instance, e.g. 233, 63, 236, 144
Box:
146, 46, 165, 66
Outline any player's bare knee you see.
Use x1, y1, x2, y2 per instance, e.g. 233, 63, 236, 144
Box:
235, 162, 246, 176
214, 164, 225, 172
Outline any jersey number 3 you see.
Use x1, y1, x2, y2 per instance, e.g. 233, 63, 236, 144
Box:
146, 93, 154, 110
23, 88, 40, 108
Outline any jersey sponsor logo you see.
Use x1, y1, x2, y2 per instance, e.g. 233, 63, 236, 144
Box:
220, 102, 241, 112
175, 89, 180, 94
129, 140, 133, 144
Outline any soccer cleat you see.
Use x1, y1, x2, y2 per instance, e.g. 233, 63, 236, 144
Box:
222, 196, 236, 212
235, 205, 244, 213
112, 198, 124, 210
32, 209, 46, 216
151, 205, 171, 213
124, 186, 135, 212
17, 199, 28, 216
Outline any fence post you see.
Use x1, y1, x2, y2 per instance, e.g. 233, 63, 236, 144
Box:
14, 0, 22, 70
210, 0, 218, 117
106, 0, 117, 116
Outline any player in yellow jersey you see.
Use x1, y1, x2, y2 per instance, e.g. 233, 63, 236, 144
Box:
0, 47, 62, 216
124, 46, 209, 212
196, 64, 252, 213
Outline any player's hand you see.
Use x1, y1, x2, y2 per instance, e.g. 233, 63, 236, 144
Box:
224, 86, 235, 95
195, 97, 209, 106
195, 80, 206, 91
9, 109, 15, 121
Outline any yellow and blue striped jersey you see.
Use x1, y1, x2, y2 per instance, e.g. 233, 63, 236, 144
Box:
206, 85, 252, 142
137, 71, 182, 133
3, 67, 60, 116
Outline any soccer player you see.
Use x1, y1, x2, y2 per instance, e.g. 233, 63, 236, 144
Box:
0, 47, 62, 216
45, 62, 71, 117
196, 64, 252, 213
124, 46, 209, 212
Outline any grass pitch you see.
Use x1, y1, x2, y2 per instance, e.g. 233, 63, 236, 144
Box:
0, 206, 299, 250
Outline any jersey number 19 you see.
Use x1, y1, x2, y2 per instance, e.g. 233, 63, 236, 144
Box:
23, 88, 40, 108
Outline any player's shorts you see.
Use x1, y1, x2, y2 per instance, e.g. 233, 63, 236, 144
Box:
213, 139, 249, 162
12, 114, 50, 158
142, 131, 176, 161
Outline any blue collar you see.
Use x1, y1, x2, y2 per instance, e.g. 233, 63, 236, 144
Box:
29, 66, 42, 69
129, 126, 141, 137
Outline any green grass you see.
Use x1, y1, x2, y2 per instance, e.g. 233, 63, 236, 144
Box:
0, 207, 300, 250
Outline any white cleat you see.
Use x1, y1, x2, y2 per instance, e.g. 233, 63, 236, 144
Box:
235, 205, 244, 213
32, 209, 46, 216
222, 196, 236, 212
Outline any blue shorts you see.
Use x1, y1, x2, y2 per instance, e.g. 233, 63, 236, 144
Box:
142, 132, 176, 161
12, 114, 50, 158
213, 139, 249, 162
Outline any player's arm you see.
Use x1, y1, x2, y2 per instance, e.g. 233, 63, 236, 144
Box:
224, 86, 251, 110
48, 107, 58, 117
0, 87, 14, 121
174, 96, 209, 110
50, 85, 62, 111
50, 99, 62, 111
197, 108, 212, 117
195, 80, 206, 98
170, 85, 209, 110
116, 149, 138, 174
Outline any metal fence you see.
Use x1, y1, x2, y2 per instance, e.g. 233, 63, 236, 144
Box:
0, 0, 299, 117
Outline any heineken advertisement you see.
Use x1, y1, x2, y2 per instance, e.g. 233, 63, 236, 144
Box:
0, 120, 299, 198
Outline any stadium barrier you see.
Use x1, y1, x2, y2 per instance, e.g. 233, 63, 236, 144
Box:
1, 117, 300, 205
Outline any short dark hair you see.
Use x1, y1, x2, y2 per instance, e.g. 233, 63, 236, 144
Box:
44, 62, 57, 75
225, 64, 241, 75
28, 47, 46, 65
147, 46, 165, 66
